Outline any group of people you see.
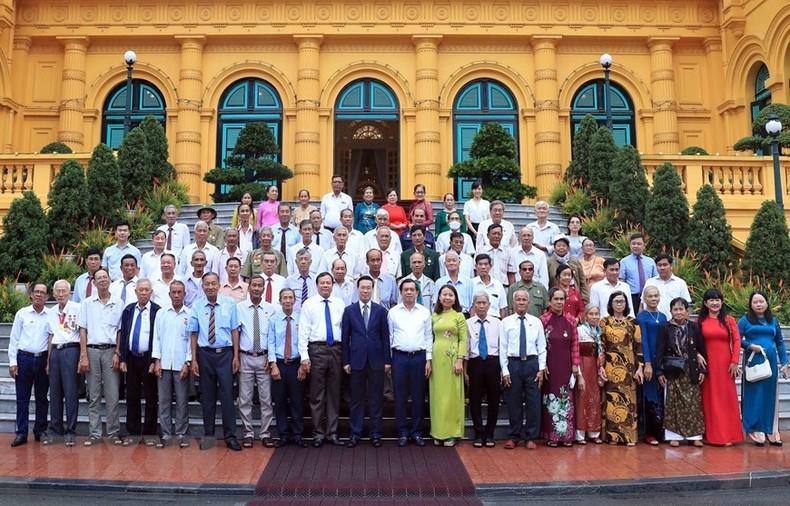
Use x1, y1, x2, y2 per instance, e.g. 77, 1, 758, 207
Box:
8, 176, 789, 451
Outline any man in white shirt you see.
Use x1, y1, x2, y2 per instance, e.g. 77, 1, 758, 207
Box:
213, 228, 248, 285
478, 222, 511, 287
466, 292, 502, 446
140, 230, 168, 280
259, 251, 286, 308
435, 211, 474, 255
641, 253, 692, 318
321, 226, 361, 279
341, 208, 367, 260
46, 280, 81, 446
151, 280, 192, 447
400, 251, 435, 309
310, 209, 334, 251
590, 258, 634, 317
109, 254, 139, 306
365, 209, 403, 258
77, 267, 124, 445
439, 232, 474, 279
184, 250, 207, 308
271, 203, 300, 258
236, 276, 278, 447
102, 221, 142, 281
284, 249, 318, 313
434, 251, 474, 313
374, 226, 401, 278
151, 253, 180, 308
507, 227, 549, 287
8, 284, 50, 447
287, 220, 324, 277
330, 258, 356, 305
178, 221, 219, 278
157, 205, 191, 259
388, 278, 433, 447
472, 254, 508, 318
500, 289, 546, 450
298, 273, 345, 447
320, 174, 353, 230
73, 248, 101, 303
476, 200, 518, 254
527, 200, 560, 254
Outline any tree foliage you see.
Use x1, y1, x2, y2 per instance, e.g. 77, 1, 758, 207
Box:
40, 142, 73, 154
47, 159, 90, 253
564, 114, 598, 189
586, 126, 618, 203
741, 199, 790, 289
643, 162, 689, 254
203, 122, 294, 203
734, 103, 790, 153
687, 184, 733, 276
0, 191, 49, 282
681, 146, 708, 156
608, 144, 649, 228
117, 128, 152, 207
86, 143, 124, 227
447, 123, 537, 202
137, 115, 174, 182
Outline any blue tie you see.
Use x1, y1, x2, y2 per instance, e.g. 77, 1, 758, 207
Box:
478, 319, 488, 360
519, 316, 527, 359
323, 299, 334, 345
121, 280, 131, 303
132, 306, 143, 355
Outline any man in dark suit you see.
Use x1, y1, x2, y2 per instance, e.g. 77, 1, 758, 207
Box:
119, 278, 161, 443
341, 275, 391, 448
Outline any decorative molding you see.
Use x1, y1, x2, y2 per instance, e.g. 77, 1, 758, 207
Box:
556, 45, 649, 55
204, 44, 294, 53
441, 43, 531, 53
323, 44, 412, 53
87, 45, 180, 54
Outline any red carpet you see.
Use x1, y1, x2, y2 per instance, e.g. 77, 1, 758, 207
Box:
249, 443, 481, 504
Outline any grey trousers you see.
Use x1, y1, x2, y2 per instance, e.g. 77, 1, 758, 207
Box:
308, 343, 342, 440
238, 353, 274, 439
158, 370, 190, 437
86, 347, 121, 438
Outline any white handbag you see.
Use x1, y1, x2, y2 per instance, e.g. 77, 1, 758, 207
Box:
745, 350, 772, 382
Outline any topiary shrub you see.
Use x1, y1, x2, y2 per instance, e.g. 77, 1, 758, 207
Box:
609, 144, 649, 229
586, 126, 618, 203
644, 162, 689, 254
734, 104, 790, 153
0, 191, 49, 282
86, 143, 124, 227
564, 114, 598, 189
688, 184, 733, 276
117, 128, 152, 207
203, 122, 294, 203
137, 115, 174, 182
40, 142, 73, 154
447, 123, 537, 203
681, 146, 708, 156
741, 199, 790, 290
47, 159, 90, 253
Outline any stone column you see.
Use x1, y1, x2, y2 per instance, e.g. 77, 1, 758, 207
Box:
56, 36, 89, 151
293, 35, 322, 198
174, 36, 205, 202
8, 36, 31, 151
413, 35, 442, 199
532, 36, 562, 199
648, 37, 680, 154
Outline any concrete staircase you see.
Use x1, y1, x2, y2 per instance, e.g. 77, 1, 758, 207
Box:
1, 324, 789, 437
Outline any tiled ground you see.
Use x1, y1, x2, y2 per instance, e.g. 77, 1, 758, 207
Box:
1, 432, 787, 488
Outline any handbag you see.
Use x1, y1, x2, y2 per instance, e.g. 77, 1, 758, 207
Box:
662, 355, 686, 379
745, 350, 772, 382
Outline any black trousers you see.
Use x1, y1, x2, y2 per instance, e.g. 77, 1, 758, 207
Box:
467, 356, 502, 439
198, 348, 237, 442
272, 359, 305, 441
504, 357, 540, 442
125, 354, 159, 436
349, 365, 385, 439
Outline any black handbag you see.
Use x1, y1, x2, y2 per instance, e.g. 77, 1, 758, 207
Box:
662, 355, 686, 379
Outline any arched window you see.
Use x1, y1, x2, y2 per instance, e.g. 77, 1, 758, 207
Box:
334, 79, 400, 199
452, 79, 519, 200
751, 64, 771, 122
101, 80, 166, 149
216, 78, 283, 167
570, 80, 636, 147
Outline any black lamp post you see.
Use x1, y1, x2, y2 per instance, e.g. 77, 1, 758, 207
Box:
766, 113, 784, 211
123, 50, 137, 138
600, 53, 613, 132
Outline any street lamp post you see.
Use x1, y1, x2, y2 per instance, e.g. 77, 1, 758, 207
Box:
766, 113, 784, 211
123, 50, 137, 138
599, 53, 613, 132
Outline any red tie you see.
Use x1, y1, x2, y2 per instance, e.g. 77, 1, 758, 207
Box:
86, 276, 93, 297
265, 277, 273, 303
284, 316, 293, 361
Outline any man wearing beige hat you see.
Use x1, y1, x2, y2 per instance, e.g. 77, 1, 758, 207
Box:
197, 205, 225, 249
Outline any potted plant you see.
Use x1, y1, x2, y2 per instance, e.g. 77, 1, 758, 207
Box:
39, 254, 82, 297
0, 276, 29, 324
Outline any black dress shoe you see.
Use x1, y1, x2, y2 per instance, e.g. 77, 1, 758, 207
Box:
371, 438, 383, 448
275, 439, 289, 448
397, 436, 408, 447
346, 437, 360, 448
295, 439, 308, 448
312, 438, 324, 448
412, 436, 426, 447
34, 434, 42, 442
10, 436, 27, 447
328, 437, 345, 447
226, 439, 242, 451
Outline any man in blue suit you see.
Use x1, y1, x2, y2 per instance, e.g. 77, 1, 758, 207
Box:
341, 275, 391, 448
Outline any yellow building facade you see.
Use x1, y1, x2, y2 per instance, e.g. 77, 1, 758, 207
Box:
0, 0, 788, 209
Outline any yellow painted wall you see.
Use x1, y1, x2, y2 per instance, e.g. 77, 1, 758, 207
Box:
0, 0, 787, 204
